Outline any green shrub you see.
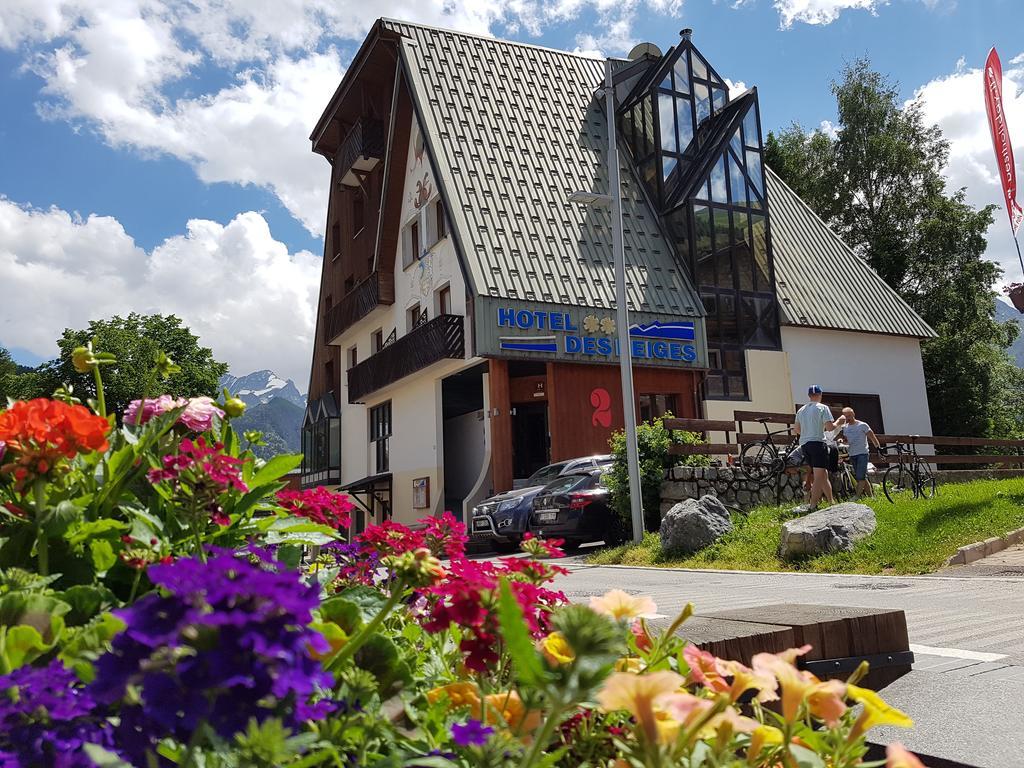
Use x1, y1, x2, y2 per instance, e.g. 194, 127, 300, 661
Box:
605, 414, 706, 534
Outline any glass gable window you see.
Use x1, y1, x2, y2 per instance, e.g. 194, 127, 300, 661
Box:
617, 36, 779, 401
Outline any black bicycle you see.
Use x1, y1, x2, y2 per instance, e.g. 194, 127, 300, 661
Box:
738, 417, 801, 485
881, 439, 936, 503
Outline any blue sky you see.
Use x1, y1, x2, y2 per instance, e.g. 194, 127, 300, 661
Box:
0, 0, 1022, 384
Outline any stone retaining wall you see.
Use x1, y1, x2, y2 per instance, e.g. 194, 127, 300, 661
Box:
660, 466, 805, 516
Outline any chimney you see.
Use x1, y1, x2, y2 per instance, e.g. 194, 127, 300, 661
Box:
680, 28, 693, 42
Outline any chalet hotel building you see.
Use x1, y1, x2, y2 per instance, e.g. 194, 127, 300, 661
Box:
301, 19, 934, 526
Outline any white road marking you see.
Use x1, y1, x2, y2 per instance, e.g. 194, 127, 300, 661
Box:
910, 643, 1008, 662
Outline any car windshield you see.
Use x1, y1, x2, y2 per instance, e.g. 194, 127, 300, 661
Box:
526, 462, 568, 486
541, 474, 592, 494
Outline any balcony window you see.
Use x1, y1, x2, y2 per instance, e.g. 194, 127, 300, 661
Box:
372, 329, 384, 353
370, 401, 392, 473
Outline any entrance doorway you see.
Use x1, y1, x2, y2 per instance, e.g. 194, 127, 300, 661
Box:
512, 402, 549, 480
441, 364, 487, 521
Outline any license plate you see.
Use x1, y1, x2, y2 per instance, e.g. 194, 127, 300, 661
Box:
536, 511, 558, 522
473, 518, 490, 531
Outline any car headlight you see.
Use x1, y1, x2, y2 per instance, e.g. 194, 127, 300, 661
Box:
497, 499, 519, 513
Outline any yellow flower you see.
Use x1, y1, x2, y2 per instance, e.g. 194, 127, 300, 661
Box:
427, 682, 481, 711
483, 690, 542, 733
538, 631, 575, 665
886, 743, 926, 768
596, 671, 685, 745
748, 724, 784, 764
847, 684, 913, 740
589, 589, 658, 621
615, 656, 643, 673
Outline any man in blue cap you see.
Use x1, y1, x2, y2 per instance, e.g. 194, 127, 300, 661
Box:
794, 385, 837, 510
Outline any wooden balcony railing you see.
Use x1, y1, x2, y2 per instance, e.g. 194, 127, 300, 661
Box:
325, 270, 395, 344
348, 314, 465, 403
338, 117, 386, 187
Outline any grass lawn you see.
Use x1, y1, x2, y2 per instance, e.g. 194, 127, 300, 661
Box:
586, 477, 1024, 575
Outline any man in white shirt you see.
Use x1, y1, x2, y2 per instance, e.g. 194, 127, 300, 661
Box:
838, 407, 881, 497
794, 385, 837, 511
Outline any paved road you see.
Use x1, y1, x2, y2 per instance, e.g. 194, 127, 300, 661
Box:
551, 560, 1024, 767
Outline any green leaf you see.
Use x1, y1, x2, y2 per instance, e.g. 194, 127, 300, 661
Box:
353, 633, 413, 695
0, 526, 36, 569
83, 745, 134, 768
59, 612, 125, 682
0, 593, 71, 628
231, 482, 285, 520
0, 624, 51, 672
333, 585, 388, 624
789, 743, 827, 768
40, 501, 80, 537
318, 596, 363, 635
248, 453, 302, 488
58, 585, 117, 626
89, 539, 116, 574
65, 519, 128, 548
263, 530, 336, 547
497, 578, 545, 687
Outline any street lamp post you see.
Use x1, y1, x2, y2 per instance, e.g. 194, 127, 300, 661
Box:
569, 58, 645, 545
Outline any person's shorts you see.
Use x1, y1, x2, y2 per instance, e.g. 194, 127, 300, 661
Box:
850, 453, 869, 481
802, 440, 829, 469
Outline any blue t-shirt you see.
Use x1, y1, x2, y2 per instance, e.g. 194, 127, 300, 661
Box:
796, 402, 832, 445
842, 421, 873, 456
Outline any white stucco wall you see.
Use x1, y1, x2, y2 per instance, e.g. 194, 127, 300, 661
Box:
332, 114, 478, 521
781, 326, 932, 436
704, 349, 794, 424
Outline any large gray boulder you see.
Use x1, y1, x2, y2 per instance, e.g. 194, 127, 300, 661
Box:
778, 502, 876, 559
660, 495, 733, 555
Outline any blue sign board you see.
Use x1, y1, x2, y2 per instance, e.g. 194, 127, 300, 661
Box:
493, 306, 699, 364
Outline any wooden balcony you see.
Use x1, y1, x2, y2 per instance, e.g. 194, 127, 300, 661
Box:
326, 270, 395, 344
338, 117, 386, 187
348, 314, 465, 403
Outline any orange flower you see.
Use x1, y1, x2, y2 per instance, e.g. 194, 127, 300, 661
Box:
887, 743, 927, 768
683, 644, 730, 693
752, 646, 846, 726
0, 399, 110, 492
589, 589, 658, 621
427, 682, 482, 711
597, 671, 685, 744
720, 659, 779, 703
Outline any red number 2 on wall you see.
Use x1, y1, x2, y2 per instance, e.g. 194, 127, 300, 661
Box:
590, 388, 612, 428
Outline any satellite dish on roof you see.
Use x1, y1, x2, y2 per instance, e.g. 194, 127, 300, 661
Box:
627, 42, 662, 60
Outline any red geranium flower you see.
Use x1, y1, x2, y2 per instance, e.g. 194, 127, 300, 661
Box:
0, 398, 110, 492
277, 487, 353, 530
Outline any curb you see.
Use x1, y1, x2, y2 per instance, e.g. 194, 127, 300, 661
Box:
946, 527, 1024, 565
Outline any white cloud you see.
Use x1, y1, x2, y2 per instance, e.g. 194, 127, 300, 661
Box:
0, 199, 320, 382
911, 52, 1024, 285
773, 0, 885, 28
2, 0, 694, 235
725, 78, 748, 99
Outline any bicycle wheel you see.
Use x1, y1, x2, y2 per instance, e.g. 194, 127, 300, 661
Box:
739, 441, 778, 484
883, 465, 911, 503
834, 468, 855, 500
916, 467, 937, 498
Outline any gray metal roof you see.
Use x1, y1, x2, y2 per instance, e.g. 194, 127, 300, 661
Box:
382, 19, 703, 317
766, 169, 936, 339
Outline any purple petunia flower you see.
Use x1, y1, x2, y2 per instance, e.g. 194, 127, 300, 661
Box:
88, 547, 334, 764
0, 659, 113, 767
451, 719, 494, 747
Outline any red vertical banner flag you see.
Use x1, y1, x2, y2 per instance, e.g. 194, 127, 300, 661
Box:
984, 47, 1023, 235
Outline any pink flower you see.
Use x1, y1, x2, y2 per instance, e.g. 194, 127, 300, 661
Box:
179, 397, 224, 432
124, 395, 224, 432
124, 395, 187, 426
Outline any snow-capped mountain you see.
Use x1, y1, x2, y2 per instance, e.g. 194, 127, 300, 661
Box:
219, 370, 306, 408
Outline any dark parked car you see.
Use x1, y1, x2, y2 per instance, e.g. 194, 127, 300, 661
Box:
528, 470, 625, 551
470, 455, 612, 552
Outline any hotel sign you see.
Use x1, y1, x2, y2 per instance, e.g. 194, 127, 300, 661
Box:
474, 297, 706, 368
